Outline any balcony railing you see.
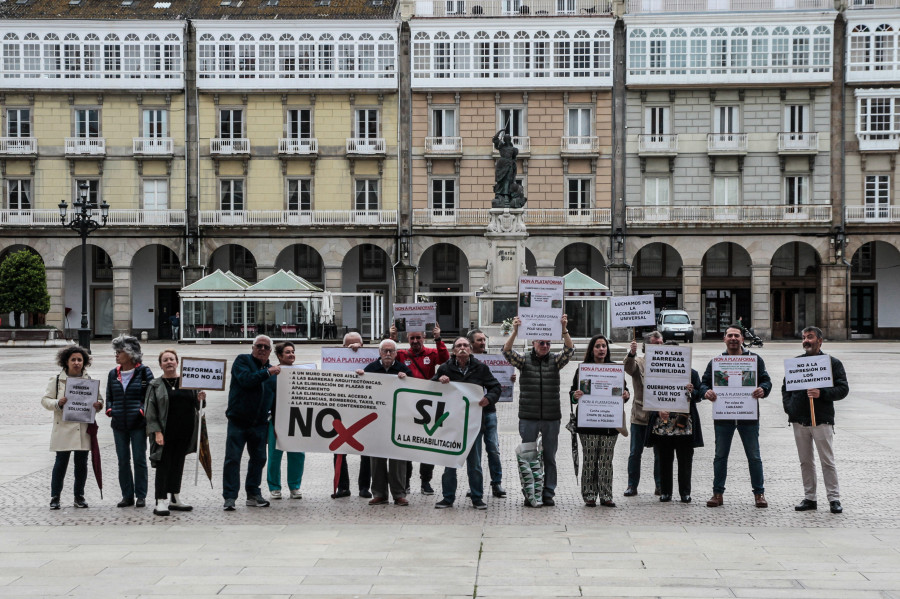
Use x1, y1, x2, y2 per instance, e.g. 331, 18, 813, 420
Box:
199, 209, 398, 226
412, 208, 611, 226
778, 132, 819, 153
415, 0, 612, 17
626, 204, 831, 224
65, 138, 106, 156
707, 133, 748, 153
0, 137, 37, 155
846, 205, 900, 223
492, 136, 531, 155
857, 133, 900, 152
413, 209, 490, 226
0, 209, 185, 226
425, 137, 463, 154
626, 0, 833, 13
210, 138, 250, 155
561, 136, 600, 153
638, 134, 678, 154
848, 0, 900, 8
346, 138, 387, 154
133, 138, 174, 156
278, 138, 319, 155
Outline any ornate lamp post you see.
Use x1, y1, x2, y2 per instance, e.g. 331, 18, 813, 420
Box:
58, 182, 109, 350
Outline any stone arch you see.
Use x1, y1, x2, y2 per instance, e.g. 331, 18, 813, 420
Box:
275, 243, 325, 288
418, 242, 471, 336
632, 242, 684, 311
848, 240, 900, 338
62, 244, 115, 337
341, 242, 392, 339
553, 241, 606, 283
131, 244, 183, 338
769, 241, 822, 339
700, 242, 752, 338
208, 243, 258, 282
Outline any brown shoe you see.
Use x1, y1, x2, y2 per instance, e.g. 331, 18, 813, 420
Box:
368, 496, 388, 506
394, 497, 409, 506
754, 493, 768, 508
706, 493, 724, 507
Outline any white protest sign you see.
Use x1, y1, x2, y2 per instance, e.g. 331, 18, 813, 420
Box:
711, 354, 759, 420
274, 368, 483, 468
62, 378, 100, 423
577, 363, 625, 429
784, 355, 833, 391
610, 295, 656, 328
643, 345, 691, 413
321, 347, 381, 372
393, 303, 437, 333
180, 357, 228, 391
478, 354, 515, 402
517, 276, 564, 339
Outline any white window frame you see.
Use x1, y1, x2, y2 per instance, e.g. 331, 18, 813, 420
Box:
74, 179, 101, 207
784, 104, 810, 133
6, 108, 31, 138
220, 179, 245, 212
566, 106, 593, 138
784, 175, 808, 205
713, 105, 739, 134
498, 106, 525, 137
355, 179, 379, 211
287, 178, 313, 211
74, 107, 101, 138
285, 108, 313, 139
431, 106, 457, 138
645, 105, 670, 135
713, 176, 740, 205
142, 108, 168, 138
644, 176, 670, 206
864, 174, 890, 220
142, 178, 169, 210
355, 108, 380, 138
7, 178, 31, 210
430, 178, 456, 212
218, 108, 244, 138
566, 177, 593, 212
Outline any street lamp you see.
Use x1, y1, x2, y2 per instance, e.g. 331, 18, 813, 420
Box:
58, 182, 109, 351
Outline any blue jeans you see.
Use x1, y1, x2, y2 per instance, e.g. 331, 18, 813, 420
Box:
441, 419, 485, 503
222, 421, 268, 500
713, 421, 764, 495
112, 427, 148, 501
267, 422, 305, 491
482, 411, 502, 485
627, 423, 660, 491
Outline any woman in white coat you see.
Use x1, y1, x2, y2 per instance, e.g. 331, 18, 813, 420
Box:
42, 346, 103, 509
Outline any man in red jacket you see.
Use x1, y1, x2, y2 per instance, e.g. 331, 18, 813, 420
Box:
390, 323, 449, 495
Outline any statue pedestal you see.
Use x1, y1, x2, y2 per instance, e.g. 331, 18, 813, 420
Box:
481, 209, 528, 328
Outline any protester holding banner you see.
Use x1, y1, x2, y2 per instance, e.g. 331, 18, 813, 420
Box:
700, 325, 772, 509
145, 349, 206, 517
623, 334, 663, 497
432, 337, 502, 510
42, 346, 103, 510
782, 326, 849, 514
223, 335, 280, 511
107, 335, 154, 509
468, 329, 509, 498
569, 335, 630, 508
264, 342, 306, 501
360, 339, 413, 506
502, 314, 574, 507
332, 331, 374, 499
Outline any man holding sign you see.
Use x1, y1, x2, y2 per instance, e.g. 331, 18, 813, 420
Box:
782, 327, 849, 514
700, 325, 772, 509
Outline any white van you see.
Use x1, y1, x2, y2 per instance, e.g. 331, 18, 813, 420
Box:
657, 309, 694, 343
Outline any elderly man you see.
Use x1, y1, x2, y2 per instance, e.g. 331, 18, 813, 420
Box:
223, 335, 281, 511
358, 339, 413, 506
699, 325, 772, 509
502, 314, 574, 507
333, 331, 373, 499
622, 332, 664, 497
782, 326, 849, 514
433, 337, 501, 510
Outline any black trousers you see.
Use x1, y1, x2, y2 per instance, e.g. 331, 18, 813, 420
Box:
154, 435, 191, 500
334, 454, 372, 492
405, 462, 435, 490
655, 435, 694, 497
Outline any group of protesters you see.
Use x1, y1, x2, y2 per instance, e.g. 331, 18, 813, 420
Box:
42, 317, 849, 515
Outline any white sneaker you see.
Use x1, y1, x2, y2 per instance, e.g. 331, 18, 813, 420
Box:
290, 489, 303, 499
270, 490, 282, 500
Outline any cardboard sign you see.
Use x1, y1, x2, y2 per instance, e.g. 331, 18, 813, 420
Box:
784, 355, 833, 391
517, 276, 564, 339
321, 347, 381, 372
274, 368, 483, 468
180, 357, 228, 391
577, 363, 625, 429
610, 295, 656, 328
642, 345, 691, 413
711, 354, 759, 420
393, 303, 437, 333
62, 378, 100, 423
478, 354, 515, 402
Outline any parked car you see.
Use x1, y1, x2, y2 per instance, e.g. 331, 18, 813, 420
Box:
656, 309, 694, 343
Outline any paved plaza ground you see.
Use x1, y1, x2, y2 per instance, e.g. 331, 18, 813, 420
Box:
1, 339, 899, 598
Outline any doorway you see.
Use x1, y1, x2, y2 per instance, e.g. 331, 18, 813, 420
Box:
850, 286, 874, 337
771, 289, 795, 339
431, 286, 461, 337
157, 288, 180, 339
92, 288, 113, 337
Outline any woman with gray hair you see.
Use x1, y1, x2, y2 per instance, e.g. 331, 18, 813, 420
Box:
106, 335, 154, 508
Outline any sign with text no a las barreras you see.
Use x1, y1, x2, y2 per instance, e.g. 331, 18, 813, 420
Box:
321, 347, 381, 372
274, 368, 483, 468
180, 357, 227, 391
62, 378, 100, 423
517, 276, 564, 340
642, 345, 691, 413
712, 354, 759, 420
393, 303, 437, 333
577, 364, 625, 429
478, 354, 515, 402
784, 355, 833, 391
610, 295, 656, 328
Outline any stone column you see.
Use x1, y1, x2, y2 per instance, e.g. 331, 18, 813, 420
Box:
483, 209, 528, 332
44, 266, 66, 331
607, 264, 631, 342
819, 263, 849, 340
751, 264, 772, 340
682, 265, 702, 336
112, 266, 132, 337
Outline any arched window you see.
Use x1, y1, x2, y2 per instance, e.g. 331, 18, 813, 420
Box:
534, 31, 550, 78
494, 31, 510, 78
279, 33, 296, 78
850, 24, 870, 71
812, 25, 830, 72
454, 31, 471, 77
413, 31, 431, 78
710, 27, 727, 74
299, 34, 315, 77
64, 33, 81, 77
572, 30, 590, 77
690, 28, 707, 75
593, 30, 611, 77
164, 33, 181, 77
435, 32, 451, 78
474, 31, 490, 78
237, 33, 255, 78
751, 26, 768, 73
554, 31, 570, 77
629, 29, 647, 74
731, 27, 747, 73
512, 31, 529, 77
318, 33, 334, 78
378, 33, 395, 77
219, 34, 236, 78
791, 26, 809, 72
670, 28, 687, 75
772, 26, 789, 73
84, 33, 101, 77
258, 33, 275, 77
44, 33, 61, 78
359, 33, 375, 77
338, 33, 355, 78
23, 33, 40, 78
649, 28, 666, 74
145, 33, 161, 78
3, 33, 20, 77
875, 24, 894, 71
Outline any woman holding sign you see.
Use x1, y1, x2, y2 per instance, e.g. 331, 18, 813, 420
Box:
145, 349, 206, 517
569, 335, 629, 508
42, 346, 103, 510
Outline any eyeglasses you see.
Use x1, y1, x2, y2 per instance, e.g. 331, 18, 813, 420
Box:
535, 341, 551, 346
381, 348, 397, 353
254, 344, 272, 350
454, 344, 470, 349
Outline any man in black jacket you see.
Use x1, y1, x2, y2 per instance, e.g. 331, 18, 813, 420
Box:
782, 326, 849, 514
433, 337, 501, 510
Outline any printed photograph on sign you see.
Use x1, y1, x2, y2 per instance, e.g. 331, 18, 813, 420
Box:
393, 303, 437, 333
711, 355, 759, 420
576, 364, 625, 429
477, 354, 515, 403
517, 276, 564, 340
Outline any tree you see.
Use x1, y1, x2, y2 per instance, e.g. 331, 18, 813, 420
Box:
0, 249, 51, 328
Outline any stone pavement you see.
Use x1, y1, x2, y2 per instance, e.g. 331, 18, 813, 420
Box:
1, 339, 899, 597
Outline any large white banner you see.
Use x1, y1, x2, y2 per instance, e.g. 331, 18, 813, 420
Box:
321, 347, 381, 372
62, 378, 100, 423
517, 276, 564, 339
274, 368, 483, 468
711, 355, 758, 420
477, 354, 515, 402
393, 303, 437, 333
610, 295, 656, 328
643, 345, 691, 413
577, 364, 625, 429
784, 355, 833, 391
